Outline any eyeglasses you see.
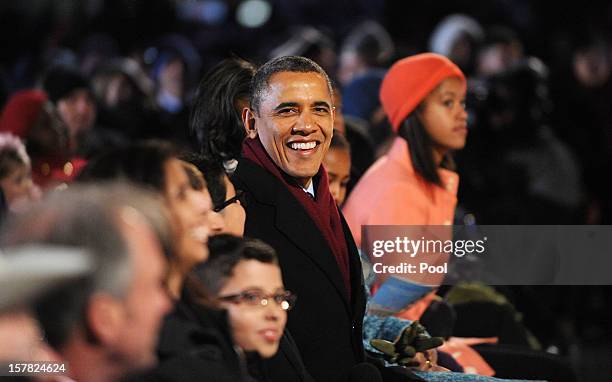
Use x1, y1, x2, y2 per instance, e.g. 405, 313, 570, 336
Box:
218, 290, 297, 311
213, 190, 246, 212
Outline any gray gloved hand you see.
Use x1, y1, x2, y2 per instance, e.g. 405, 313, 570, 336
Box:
370, 321, 443, 367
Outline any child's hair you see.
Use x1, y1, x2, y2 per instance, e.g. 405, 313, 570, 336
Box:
398, 112, 455, 187
329, 132, 351, 153
186, 234, 278, 303
0, 133, 30, 179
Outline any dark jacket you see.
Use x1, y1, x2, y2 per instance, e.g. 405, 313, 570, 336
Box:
154, 291, 251, 382
233, 159, 367, 382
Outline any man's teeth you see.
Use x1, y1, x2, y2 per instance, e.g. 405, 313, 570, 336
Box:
290, 142, 317, 150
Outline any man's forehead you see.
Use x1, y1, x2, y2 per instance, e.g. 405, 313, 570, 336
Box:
263, 71, 332, 101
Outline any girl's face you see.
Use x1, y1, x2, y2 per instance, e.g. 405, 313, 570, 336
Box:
0, 164, 40, 211
419, 77, 468, 160
163, 158, 212, 268
323, 147, 351, 206
218, 260, 288, 358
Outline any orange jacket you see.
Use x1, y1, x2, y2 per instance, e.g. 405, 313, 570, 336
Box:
344, 136, 459, 319
344, 136, 459, 247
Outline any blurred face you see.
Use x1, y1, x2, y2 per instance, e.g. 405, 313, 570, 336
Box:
218, 260, 287, 358
419, 77, 468, 161
573, 45, 610, 88
57, 89, 96, 137
159, 58, 185, 98
248, 71, 334, 188
1, 164, 40, 211
164, 158, 211, 268
218, 175, 246, 236
0, 309, 53, 361
338, 50, 363, 85
105, 74, 135, 108
323, 147, 350, 205
114, 214, 172, 370
332, 87, 346, 135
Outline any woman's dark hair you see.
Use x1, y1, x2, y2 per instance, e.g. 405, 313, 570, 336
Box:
181, 152, 227, 208
187, 234, 278, 302
77, 140, 177, 191
398, 112, 455, 187
190, 58, 256, 163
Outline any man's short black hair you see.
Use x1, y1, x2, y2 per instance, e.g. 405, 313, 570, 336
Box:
188, 234, 278, 299
250, 55, 333, 114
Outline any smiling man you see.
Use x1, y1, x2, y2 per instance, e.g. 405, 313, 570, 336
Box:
233, 56, 370, 382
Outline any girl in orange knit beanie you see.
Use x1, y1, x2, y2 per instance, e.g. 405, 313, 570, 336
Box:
345, 52, 468, 317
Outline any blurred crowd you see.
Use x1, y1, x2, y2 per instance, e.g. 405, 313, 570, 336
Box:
1, 1, 612, 381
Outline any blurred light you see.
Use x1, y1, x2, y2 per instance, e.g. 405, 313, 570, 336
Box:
236, 0, 272, 28
143, 47, 158, 65
177, 0, 228, 26
463, 213, 476, 226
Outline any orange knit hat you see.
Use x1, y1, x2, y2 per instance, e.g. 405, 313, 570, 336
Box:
380, 53, 465, 132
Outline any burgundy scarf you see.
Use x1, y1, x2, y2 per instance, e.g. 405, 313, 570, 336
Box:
242, 138, 351, 299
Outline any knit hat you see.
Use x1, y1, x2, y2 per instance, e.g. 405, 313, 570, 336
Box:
42, 66, 91, 104
380, 53, 465, 132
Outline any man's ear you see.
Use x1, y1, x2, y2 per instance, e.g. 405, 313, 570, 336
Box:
242, 108, 258, 139
86, 294, 124, 346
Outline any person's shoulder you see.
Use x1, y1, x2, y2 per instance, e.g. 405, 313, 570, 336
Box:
233, 159, 279, 203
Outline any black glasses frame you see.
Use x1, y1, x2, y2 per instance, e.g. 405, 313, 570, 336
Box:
213, 190, 246, 213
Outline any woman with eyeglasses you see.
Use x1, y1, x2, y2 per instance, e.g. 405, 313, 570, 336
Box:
182, 153, 247, 236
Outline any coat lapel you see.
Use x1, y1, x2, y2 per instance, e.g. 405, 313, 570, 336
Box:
236, 160, 352, 313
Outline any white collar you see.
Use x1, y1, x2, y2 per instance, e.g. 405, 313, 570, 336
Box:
302, 180, 315, 198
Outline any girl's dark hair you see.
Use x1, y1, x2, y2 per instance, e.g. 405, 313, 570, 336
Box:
398, 112, 455, 187
187, 234, 278, 303
77, 140, 177, 192
329, 132, 351, 153
190, 58, 256, 163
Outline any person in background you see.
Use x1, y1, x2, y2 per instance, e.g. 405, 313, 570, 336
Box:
42, 66, 97, 153
78, 141, 216, 299
269, 26, 337, 81
0, 183, 173, 382
339, 21, 395, 149
183, 153, 247, 236
429, 14, 485, 77
475, 26, 524, 77
323, 133, 351, 206
0, 133, 40, 214
0, 245, 92, 366
338, 20, 394, 86
91, 57, 158, 142
0, 89, 87, 189
190, 57, 256, 173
